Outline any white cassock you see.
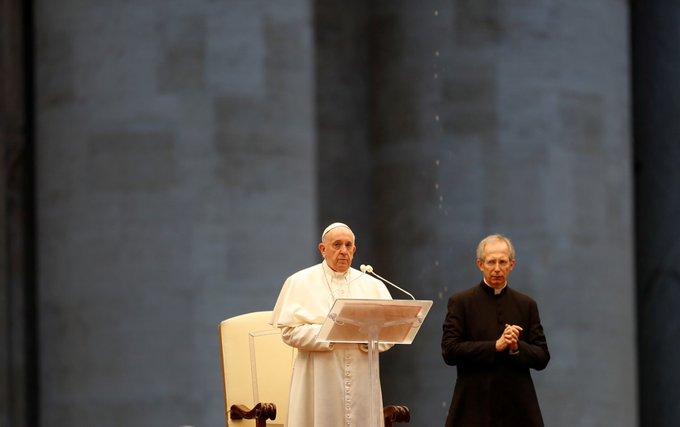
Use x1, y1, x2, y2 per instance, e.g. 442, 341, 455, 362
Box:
272, 260, 393, 427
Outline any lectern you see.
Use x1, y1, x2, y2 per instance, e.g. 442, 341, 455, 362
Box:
317, 298, 433, 427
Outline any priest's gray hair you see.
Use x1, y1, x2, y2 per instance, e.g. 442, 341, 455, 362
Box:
476, 234, 515, 261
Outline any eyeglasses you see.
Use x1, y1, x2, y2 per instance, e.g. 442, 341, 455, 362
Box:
482, 259, 511, 268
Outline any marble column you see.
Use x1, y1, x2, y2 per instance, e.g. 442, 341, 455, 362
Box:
33, 1, 317, 426
367, 1, 636, 426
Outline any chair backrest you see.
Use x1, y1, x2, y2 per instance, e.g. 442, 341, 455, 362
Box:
219, 311, 296, 427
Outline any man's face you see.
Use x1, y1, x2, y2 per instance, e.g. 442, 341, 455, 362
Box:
319, 227, 356, 273
477, 239, 515, 288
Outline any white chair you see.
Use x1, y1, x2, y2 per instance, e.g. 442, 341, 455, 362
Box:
219, 311, 294, 427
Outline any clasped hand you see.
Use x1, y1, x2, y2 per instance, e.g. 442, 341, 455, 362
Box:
496, 323, 523, 352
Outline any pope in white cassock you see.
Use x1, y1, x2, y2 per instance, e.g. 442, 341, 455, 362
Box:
272, 222, 393, 427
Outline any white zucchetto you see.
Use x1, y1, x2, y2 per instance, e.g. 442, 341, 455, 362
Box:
321, 222, 353, 241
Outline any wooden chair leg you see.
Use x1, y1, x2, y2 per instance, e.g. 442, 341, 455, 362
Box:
384, 405, 410, 426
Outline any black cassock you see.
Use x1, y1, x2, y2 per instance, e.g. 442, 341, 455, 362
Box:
441, 282, 550, 427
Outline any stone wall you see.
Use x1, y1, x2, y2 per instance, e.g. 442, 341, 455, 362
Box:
29, 0, 638, 426
34, 1, 316, 426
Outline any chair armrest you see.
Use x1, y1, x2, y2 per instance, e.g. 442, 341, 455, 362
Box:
230, 402, 277, 425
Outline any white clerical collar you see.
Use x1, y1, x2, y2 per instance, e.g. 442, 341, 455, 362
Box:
322, 260, 350, 279
483, 278, 507, 295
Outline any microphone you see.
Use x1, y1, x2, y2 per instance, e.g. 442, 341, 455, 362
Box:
359, 264, 415, 300
359, 264, 373, 274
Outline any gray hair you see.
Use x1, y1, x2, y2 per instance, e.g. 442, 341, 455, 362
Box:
476, 234, 515, 260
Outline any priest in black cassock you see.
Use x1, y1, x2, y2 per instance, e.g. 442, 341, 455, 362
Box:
441, 234, 550, 427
